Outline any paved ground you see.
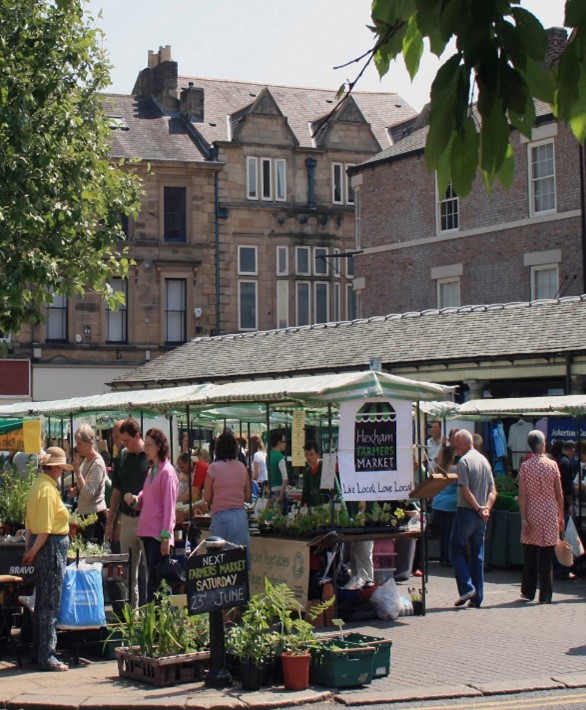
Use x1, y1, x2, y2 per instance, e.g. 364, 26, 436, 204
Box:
1, 563, 586, 709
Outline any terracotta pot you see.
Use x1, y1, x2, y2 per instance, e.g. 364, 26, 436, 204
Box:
281, 651, 310, 690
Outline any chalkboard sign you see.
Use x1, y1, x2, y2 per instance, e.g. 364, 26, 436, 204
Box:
185, 545, 249, 615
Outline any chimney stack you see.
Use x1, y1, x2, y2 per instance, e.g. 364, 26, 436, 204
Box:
180, 82, 204, 123
132, 45, 178, 112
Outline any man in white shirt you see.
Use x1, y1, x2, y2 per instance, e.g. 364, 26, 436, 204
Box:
426, 421, 443, 472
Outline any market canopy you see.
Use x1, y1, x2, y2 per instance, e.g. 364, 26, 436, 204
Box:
455, 395, 586, 419
0, 370, 455, 421
193, 370, 456, 408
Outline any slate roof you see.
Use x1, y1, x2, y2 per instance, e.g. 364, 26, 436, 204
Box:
110, 296, 586, 388
176, 75, 416, 151
102, 94, 207, 162
355, 99, 555, 171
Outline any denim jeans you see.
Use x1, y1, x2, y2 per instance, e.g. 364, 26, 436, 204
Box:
449, 507, 487, 605
210, 508, 251, 569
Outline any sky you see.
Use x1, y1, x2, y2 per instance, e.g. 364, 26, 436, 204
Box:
86, 0, 567, 112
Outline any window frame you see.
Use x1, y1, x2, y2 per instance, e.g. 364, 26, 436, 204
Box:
314, 281, 329, 324
530, 264, 558, 300
246, 157, 259, 200
275, 159, 287, 201
163, 185, 187, 243
260, 157, 272, 201
437, 277, 461, 309
105, 277, 128, 344
314, 247, 328, 276
164, 278, 187, 345
276, 280, 289, 329
45, 293, 68, 343
296, 281, 311, 326
238, 245, 258, 276
238, 280, 258, 331
276, 246, 288, 276
528, 138, 556, 216
296, 246, 311, 276
436, 179, 459, 234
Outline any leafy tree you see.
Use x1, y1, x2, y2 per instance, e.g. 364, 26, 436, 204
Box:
0, 0, 141, 333
342, 0, 585, 196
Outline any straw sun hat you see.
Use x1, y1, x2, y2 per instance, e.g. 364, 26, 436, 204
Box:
40, 447, 74, 471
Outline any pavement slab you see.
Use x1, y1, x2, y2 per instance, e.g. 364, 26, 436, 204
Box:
1, 565, 585, 710
469, 677, 565, 695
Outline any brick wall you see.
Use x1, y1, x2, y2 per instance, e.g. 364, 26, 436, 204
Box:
356, 118, 584, 316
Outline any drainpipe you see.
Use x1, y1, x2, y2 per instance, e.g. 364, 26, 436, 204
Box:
306, 158, 317, 209
578, 145, 586, 293
210, 145, 228, 336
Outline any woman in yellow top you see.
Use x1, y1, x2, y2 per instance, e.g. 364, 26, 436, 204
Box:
23, 447, 72, 672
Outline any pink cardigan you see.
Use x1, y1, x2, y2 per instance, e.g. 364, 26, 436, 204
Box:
135, 458, 178, 540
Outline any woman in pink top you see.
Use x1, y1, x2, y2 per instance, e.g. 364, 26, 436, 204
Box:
204, 430, 251, 567
124, 427, 178, 601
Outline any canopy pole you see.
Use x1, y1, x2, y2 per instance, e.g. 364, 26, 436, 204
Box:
416, 401, 428, 615
169, 414, 173, 463
187, 406, 193, 521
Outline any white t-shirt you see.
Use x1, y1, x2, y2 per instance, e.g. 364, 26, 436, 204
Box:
253, 451, 267, 483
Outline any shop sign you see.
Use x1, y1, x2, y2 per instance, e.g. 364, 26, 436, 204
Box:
185, 546, 249, 615
338, 397, 413, 501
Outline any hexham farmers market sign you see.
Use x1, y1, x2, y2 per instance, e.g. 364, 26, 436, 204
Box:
338, 398, 413, 501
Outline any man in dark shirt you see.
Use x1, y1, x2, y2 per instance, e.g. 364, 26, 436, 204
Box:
105, 417, 149, 606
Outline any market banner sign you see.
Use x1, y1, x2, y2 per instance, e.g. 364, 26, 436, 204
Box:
291, 409, 306, 467
0, 418, 42, 454
338, 398, 412, 501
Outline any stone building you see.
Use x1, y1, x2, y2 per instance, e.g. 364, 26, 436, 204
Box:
349, 28, 585, 318
4, 46, 415, 401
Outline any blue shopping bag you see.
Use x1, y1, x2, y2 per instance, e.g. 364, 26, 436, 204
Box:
57, 561, 106, 628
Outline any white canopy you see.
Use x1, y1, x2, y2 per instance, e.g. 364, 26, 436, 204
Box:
0, 370, 455, 420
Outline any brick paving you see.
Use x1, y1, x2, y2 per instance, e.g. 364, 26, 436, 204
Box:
1, 563, 585, 709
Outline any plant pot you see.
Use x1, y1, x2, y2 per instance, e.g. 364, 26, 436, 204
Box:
240, 661, 265, 691
281, 651, 310, 690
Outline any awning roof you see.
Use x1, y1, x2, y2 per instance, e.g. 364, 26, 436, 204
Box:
0, 371, 455, 420
456, 395, 586, 419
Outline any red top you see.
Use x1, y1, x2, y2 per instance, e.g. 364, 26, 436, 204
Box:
192, 460, 209, 489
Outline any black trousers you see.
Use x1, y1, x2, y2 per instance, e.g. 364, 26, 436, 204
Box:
521, 544, 554, 603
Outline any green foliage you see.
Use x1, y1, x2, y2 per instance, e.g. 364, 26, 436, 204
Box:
361, 0, 586, 195
0, 0, 142, 332
68, 511, 97, 530
225, 579, 333, 664
113, 583, 210, 658
0, 459, 35, 525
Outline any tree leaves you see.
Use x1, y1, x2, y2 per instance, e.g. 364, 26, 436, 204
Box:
0, 0, 141, 332
360, 0, 586, 197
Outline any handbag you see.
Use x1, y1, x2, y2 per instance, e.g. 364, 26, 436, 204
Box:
57, 561, 106, 629
563, 517, 585, 559
154, 555, 185, 589
554, 538, 574, 568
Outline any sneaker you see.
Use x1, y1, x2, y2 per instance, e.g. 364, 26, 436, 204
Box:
454, 589, 476, 607
519, 594, 533, 602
